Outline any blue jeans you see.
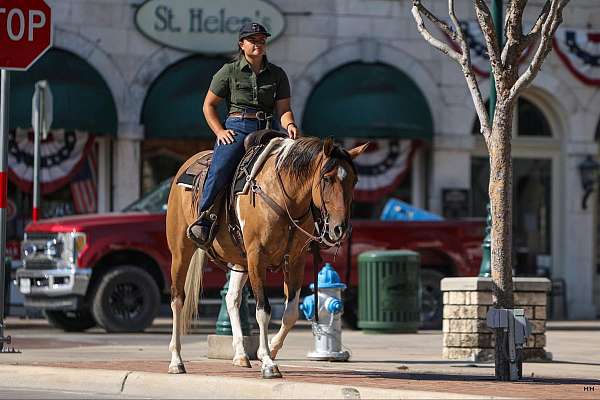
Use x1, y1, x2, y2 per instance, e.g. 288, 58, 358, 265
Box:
198, 116, 269, 213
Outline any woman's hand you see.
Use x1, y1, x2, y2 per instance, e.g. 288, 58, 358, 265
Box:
287, 123, 298, 139
216, 129, 236, 145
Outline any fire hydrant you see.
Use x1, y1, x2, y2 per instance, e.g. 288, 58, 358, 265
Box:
299, 263, 350, 361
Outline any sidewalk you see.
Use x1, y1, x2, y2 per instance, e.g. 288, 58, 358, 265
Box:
1, 317, 599, 399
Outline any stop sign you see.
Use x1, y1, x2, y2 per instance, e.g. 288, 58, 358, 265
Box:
0, 0, 52, 71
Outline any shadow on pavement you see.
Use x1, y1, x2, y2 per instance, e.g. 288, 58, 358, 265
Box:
281, 368, 600, 386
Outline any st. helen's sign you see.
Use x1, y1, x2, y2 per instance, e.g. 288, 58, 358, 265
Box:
135, 0, 285, 54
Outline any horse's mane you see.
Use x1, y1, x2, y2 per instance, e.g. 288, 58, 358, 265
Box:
275, 137, 356, 183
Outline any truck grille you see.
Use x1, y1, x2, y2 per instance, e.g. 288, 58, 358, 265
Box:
23, 259, 59, 270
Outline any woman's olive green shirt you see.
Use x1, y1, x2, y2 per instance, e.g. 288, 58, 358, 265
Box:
209, 56, 291, 114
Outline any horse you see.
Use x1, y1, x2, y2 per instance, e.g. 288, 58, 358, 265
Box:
166, 136, 368, 378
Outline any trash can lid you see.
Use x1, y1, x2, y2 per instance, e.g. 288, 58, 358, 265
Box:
309, 263, 347, 290
358, 250, 420, 262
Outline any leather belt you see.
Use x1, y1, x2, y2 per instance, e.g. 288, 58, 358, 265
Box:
229, 111, 272, 121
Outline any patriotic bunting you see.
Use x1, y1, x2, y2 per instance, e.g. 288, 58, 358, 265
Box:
340, 139, 418, 203
7, 128, 95, 194
553, 28, 600, 86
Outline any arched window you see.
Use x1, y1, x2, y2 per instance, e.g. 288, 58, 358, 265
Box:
471, 97, 552, 137
517, 98, 552, 137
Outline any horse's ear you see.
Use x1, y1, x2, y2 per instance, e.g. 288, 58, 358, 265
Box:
347, 142, 370, 159
323, 137, 334, 157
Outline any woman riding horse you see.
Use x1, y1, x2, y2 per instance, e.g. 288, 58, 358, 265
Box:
167, 22, 369, 380
187, 22, 299, 246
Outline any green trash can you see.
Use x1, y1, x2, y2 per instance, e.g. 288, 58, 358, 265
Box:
358, 250, 421, 332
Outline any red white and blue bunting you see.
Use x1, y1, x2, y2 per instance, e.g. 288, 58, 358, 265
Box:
340, 139, 418, 203
8, 128, 95, 195
553, 28, 600, 86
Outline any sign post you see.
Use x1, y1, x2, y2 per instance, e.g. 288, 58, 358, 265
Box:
0, 0, 52, 351
31, 81, 52, 222
0, 70, 10, 352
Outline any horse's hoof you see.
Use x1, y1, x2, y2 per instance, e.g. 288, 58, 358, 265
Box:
168, 363, 187, 374
233, 355, 251, 368
262, 365, 282, 379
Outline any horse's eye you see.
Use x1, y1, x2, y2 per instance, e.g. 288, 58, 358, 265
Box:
323, 175, 333, 184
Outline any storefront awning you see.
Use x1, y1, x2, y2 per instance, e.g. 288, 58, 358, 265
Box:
142, 56, 228, 140
4, 48, 118, 135
302, 62, 433, 140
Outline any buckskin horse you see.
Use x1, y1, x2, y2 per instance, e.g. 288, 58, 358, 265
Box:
166, 135, 367, 378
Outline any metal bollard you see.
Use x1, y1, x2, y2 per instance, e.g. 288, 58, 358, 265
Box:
300, 263, 350, 361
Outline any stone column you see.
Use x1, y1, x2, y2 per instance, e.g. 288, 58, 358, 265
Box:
96, 137, 111, 213
113, 122, 143, 211
411, 147, 426, 209
560, 144, 598, 319
429, 135, 474, 215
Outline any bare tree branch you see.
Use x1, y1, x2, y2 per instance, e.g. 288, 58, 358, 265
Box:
411, 0, 492, 139
411, 0, 462, 63
501, 0, 527, 67
447, 0, 492, 139
517, 1, 551, 56
502, 0, 552, 64
473, 0, 503, 83
461, 64, 492, 141
416, 0, 457, 41
508, 0, 570, 103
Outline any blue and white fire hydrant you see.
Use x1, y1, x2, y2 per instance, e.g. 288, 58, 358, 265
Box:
299, 263, 350, 361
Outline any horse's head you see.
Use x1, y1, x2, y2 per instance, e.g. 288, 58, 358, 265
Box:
312, 138, 369, 246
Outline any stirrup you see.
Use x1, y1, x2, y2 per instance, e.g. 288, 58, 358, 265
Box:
187, 213, 218, 248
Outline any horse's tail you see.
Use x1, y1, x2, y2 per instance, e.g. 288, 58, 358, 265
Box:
181, 249, 206, 335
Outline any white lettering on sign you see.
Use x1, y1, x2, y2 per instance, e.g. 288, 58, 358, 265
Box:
29, 10, 45, 41
0, 7, 47, 42
7, 8, 25, 41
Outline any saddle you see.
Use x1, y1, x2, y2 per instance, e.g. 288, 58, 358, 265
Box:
175, 129, 288, 269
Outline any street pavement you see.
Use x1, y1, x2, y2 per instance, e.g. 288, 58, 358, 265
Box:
0, 317, 599, 399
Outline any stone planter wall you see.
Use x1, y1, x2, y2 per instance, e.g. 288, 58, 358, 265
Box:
441, 277, 551, 362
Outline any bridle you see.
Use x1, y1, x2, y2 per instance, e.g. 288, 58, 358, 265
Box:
311, 168, 352, 249
274, 155, 352, 251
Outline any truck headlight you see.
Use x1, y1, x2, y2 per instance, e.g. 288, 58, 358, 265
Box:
57, 232, 87, 267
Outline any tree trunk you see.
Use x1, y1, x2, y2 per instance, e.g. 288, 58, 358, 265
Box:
488, 101, 515, 308
487, 100, 515, 380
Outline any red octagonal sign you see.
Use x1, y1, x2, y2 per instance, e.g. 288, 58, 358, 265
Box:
0, 0, 52, 71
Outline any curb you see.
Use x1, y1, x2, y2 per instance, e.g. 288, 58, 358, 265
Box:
0, 365, 510, 399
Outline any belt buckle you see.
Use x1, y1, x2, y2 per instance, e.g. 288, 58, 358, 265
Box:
255, 111, 266, 121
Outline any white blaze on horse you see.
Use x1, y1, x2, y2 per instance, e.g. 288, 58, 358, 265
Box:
166, 136, 367, 378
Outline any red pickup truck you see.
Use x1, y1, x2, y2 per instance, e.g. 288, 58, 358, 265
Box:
16, 179, 483, 332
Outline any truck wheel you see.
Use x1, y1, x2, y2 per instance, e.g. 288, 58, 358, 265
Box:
44, 309, 96, 332
420, 269, 445, 329
91, 266, 160, 333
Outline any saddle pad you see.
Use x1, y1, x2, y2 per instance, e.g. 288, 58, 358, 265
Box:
176, 152, 212, 189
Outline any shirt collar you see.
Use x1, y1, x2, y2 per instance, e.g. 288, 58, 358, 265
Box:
239, 55, 270, 73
